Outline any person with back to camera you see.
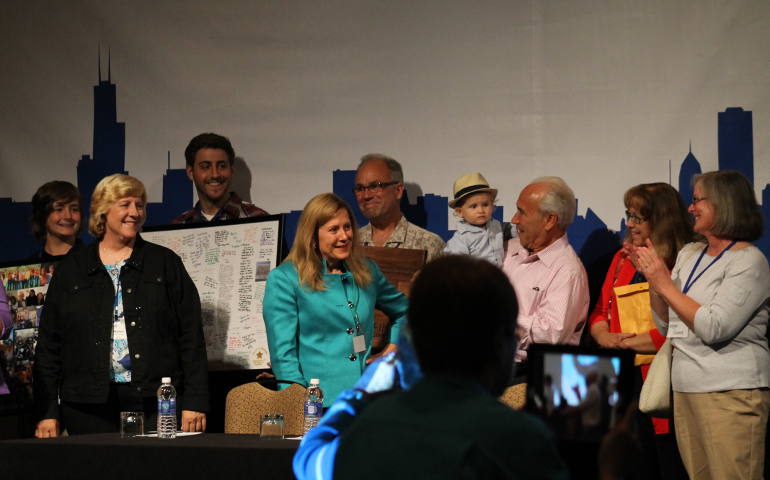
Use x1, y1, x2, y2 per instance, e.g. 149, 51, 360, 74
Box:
293, 255, 567, 479
590, 182, 691, 479
263, 193, 408, 407
444, 172, 506, 267
631, 170, 770, 479
29, 180, 83, 261
34, 174, 209, 437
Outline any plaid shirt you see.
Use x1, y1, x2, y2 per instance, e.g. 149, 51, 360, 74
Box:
172, 192, 268, 224
358, 215, 445, 262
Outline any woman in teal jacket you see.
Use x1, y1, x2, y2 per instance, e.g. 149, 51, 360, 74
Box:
264, 193, 408, 406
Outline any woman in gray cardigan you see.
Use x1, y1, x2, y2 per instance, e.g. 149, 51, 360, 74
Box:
632, 170, 769, 479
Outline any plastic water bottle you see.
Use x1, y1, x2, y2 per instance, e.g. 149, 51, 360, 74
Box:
303, 378, 324, 435
157, 377, 177, 439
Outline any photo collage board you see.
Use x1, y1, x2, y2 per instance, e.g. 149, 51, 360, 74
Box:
0, 261, 58, 402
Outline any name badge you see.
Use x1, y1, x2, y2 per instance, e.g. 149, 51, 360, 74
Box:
353, 335, 367, 353
668, 321, 688, 339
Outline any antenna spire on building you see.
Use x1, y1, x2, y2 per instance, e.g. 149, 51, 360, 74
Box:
98, 46, 102, 82
108, 47, 111, 82
167, 151, 171, 170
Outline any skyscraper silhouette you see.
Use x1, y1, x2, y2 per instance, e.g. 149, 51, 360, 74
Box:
0, 52, 191, 262
146, 152, 193, 226
77, 50, 127, 228
718, 107, 754, 184
678, 145, 702, 206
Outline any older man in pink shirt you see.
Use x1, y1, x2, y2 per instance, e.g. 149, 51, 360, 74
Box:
503, 177, 589, 371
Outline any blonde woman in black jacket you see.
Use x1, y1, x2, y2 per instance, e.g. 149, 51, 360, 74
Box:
34, 174, 208, 437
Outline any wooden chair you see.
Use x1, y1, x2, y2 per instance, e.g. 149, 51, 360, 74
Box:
224, 381, 307, 435
362, 246, 426, 352
499, 383, 527, 410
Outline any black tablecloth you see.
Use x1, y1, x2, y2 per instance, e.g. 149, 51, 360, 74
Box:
0, 433, 299, 479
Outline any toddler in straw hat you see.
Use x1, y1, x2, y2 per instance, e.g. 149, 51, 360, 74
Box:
444, 172, 505, 267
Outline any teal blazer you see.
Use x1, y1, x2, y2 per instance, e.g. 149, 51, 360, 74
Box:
263, 259, 408, 406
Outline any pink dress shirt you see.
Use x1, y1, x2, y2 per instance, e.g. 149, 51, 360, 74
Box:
502, 234, 589, 362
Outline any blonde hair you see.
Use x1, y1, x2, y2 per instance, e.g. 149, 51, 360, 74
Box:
89, 174, 147, 239
286, 193, 372, 290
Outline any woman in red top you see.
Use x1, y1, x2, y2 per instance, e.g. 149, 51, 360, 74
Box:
590, 182, 693, 479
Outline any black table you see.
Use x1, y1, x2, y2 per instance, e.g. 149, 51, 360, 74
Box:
0, 433, 299, 479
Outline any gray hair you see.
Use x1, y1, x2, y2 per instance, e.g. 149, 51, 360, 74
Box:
694, 170, 763, 241
358, 153, 404, 184
532, 176, 576, 229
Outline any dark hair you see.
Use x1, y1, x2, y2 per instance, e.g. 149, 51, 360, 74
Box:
184, 133, 235, 167
30, 181, 80, 241
694, 170, 763, 241
408, 256, 518, 377
624, 182, 694, 268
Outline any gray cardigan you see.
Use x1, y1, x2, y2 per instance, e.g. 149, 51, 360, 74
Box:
654, 242, 770, 392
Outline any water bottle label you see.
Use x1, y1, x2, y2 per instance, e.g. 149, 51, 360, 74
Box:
304, 401, 322, 416
158, 398, 176, 415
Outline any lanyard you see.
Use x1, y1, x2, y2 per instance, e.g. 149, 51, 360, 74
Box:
682, 241, 737, 294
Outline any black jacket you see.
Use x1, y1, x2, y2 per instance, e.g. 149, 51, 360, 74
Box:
34, 235, 209, 420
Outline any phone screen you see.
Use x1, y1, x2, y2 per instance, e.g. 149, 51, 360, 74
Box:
525, 344, 635, 441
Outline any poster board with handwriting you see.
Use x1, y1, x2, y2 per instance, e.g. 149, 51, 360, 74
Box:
143, 215, 283, 371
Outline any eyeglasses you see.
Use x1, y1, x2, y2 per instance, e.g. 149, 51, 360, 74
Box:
625, 210, 647, 224
691, 196, 708, 205
352, 181, 399, 195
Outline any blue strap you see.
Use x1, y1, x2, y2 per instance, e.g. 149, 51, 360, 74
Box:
682, 241, 737, 294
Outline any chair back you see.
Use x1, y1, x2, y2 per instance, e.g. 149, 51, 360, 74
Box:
499, 383, 527, 410
224, 381, 307, 435
362, 245, 426, 351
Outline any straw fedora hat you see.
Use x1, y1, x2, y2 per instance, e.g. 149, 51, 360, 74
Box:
449, 172, 497, 208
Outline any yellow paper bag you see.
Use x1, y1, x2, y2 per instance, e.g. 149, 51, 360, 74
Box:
614, 282, 656, 366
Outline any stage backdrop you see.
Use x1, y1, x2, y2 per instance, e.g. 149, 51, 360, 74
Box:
1, 1, 769, 267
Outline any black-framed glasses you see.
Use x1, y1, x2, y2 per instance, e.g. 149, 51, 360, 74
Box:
691, 196, 708, 205
352, 181, 399, 195
625, 210, 647, 224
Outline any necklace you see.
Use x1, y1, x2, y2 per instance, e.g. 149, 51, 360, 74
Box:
99, 244, 132, 265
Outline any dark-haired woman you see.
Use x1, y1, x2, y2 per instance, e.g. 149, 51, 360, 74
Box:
30, 181, 82, 261
633, 170, 769, 479
590, 182, 692, 478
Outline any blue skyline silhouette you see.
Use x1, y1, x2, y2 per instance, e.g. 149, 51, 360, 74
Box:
0, 62, 768, 267
0, 55, 192, 262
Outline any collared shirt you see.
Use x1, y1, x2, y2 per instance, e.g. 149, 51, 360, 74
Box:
502, 234, 589, 362
444, 218, 504, 267
358, 215, 445, 263
172, 192, 268, 224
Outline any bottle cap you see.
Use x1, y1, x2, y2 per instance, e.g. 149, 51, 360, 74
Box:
162, 377, 171, 383
310, 378, 320, 385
